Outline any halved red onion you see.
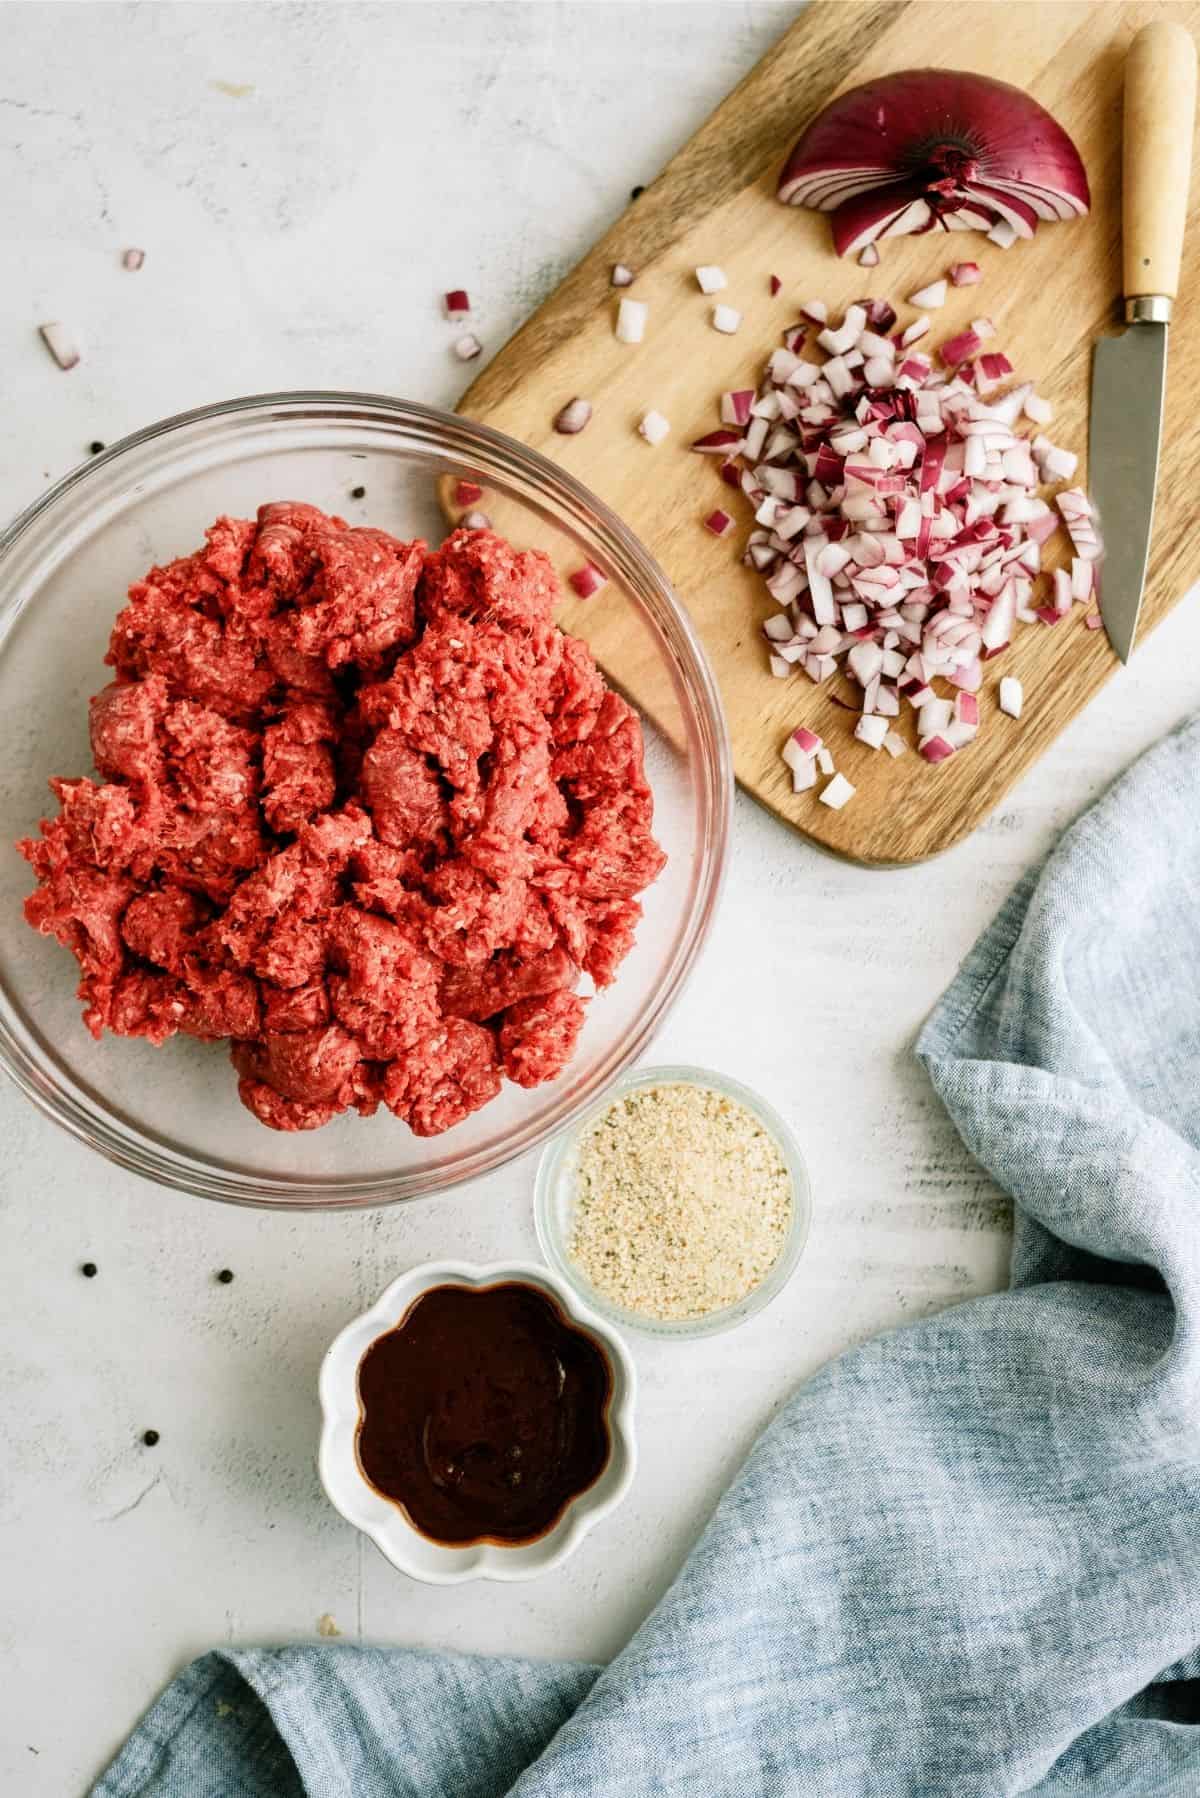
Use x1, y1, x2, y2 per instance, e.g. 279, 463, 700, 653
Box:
777, 70, 1089, 257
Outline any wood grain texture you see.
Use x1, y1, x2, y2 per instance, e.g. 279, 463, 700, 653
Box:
457, 0, 1200, 865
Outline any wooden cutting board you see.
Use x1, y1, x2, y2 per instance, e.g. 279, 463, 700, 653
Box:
457, 0, 1200, 866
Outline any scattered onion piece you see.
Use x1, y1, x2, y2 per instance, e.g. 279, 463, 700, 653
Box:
704, 509, 734, 537
770, 274, 783, 295
999, 676, 1024, 718
858, 243, 880, 268
121, 247, 145, 272
950, 262, 981, 286
819, 771, 856, 809
616, 298, 647, 343
569, 563, 608, 599
712, 304, 742, 335
696, 265, 728, 293
454, 333, 483, 361
777, 70, 1090, 258
444, 289, 471, 320
611, 264, 635, 287
909, 280, 947, 309
1084, 610, 1104, 631
639, 410, 670, 446
454, 480, 483, 506
39, 322, 80, 370
461, 510, 491, 530
554, 397, 593, 435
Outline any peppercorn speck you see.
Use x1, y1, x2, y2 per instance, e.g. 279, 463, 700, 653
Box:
89, 441, 105, 455
350, 485, 366, 499
81, 1261, 97, 1278
217, 1267, 234, 1284
142, 1429, 160, 1447
630, 185, 645, 200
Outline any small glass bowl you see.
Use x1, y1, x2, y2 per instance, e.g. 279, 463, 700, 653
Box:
534, 1064, 812, 1340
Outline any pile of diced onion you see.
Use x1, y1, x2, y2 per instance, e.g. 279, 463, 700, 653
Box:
691, 293, 1102, 801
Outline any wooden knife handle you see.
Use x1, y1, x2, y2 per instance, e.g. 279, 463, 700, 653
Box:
1124, 20, 1198, 302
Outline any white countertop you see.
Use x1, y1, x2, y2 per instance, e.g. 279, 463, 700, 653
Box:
3, 5, 1198, 1791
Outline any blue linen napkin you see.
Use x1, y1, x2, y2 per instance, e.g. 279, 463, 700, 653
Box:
94, 716, 1200, 1797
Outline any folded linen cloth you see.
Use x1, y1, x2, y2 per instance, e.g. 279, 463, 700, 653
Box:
95, 717, 1200, 1798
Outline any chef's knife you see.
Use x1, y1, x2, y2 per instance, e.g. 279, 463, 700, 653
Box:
1091, 19, 1197, 663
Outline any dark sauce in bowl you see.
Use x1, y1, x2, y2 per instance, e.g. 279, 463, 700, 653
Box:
355, 1281, 613, 1547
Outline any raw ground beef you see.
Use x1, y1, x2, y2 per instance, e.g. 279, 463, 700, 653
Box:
19, 505, 665, 1133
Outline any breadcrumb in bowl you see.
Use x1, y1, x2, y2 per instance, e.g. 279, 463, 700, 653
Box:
535, 1064, 811, 1339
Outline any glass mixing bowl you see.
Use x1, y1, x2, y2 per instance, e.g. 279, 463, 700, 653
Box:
0, 393, 730, 1208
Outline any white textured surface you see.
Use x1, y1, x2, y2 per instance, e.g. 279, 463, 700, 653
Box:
2, 4, 1199, 1791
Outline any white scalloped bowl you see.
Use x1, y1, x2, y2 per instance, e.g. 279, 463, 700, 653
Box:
317, 1259, 637, 1583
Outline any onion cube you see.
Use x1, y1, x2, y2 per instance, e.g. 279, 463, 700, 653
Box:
999, 676, 1023, 718
712, 304, 742, 335
818, 772, 856, 809
616, 298, 648, 343
695, 265, 728, 294
855, 715, 889, 749
638, 410, 671, 446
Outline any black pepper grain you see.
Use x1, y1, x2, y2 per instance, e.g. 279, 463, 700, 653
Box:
217, 1267, 234, 1284
142, 1429, 160, 1447
350, 485, 366, 500
89, 441, 105, 455
630, 185, 645, 200
81, 1261, 98, 1278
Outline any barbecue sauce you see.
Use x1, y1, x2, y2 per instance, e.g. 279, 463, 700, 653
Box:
355, 1281, 613, 1546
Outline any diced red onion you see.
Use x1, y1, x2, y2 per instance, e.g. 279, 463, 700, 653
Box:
638, 410, 670, 446
818, 771, 855, 809
444, 289, 471, 320
1084, 611, 1103, 631
611, 264, 635, 287
461, 510, 491, 530
569, 563, 608, 599
705, 509, 734, 537
919, 734, 956, 764
454, 480, 483, 506
121, 247, 145, 272
950, 262, 982, 286
712, 304, 742, 335
858, 243, 881, 268
999, 675, 1023, 717
39, 322, 80, 370
909, 280, 947, 309
616, 298, 648, 343
770, 274, 783, 295
554, 397, 593, 434
454, 334, 483, 361
696, 265, 728, 294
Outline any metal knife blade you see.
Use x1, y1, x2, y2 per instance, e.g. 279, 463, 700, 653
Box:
1089, 321, 1167, 663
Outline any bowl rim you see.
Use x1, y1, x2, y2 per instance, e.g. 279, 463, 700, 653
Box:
317, 1257, 638, 1584
0, 391, 733, 1208
534, 1062, 813, 1340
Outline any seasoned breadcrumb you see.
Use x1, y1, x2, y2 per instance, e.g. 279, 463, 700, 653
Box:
569, 1082, 792, 1321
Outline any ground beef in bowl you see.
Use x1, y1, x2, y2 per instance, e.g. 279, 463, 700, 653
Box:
19, 505, 665, 1132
